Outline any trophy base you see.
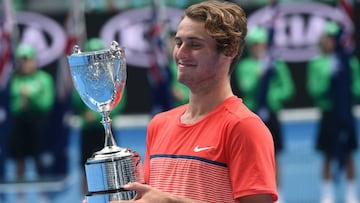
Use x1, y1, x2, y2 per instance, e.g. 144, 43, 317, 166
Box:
85, 147, 144, 202
86, 189, 136, 203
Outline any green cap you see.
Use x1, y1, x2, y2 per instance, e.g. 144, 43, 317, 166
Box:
246, 26, 268, 44
324, 21, 340, 36
85, 38, 105, 51
16, 44, 36, 58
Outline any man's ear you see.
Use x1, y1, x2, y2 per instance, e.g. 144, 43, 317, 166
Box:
223, 44, 238, 58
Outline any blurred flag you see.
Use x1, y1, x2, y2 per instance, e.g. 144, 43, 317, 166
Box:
147, 0, 173, 115
0, 0, 15, 91
0, 0, 16, 182
256, 0, 279, 121
264, 0, 279, 51
338, 0, 354, 21
56, 0, 87, 101
336, 0, 354, 53
0, 30, 12, 90
64, 0, 87, 54
148, 0, 171, 84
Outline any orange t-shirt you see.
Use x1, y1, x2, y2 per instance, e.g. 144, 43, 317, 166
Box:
144, 96, 278, 202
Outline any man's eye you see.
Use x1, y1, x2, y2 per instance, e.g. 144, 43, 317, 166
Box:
190, 42, 200, 47
175, 42, 182, 47
174, 39, 182, 47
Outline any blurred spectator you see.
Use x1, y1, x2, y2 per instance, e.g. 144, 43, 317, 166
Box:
235, 26, 295, 203
71, 37, 127, 195
307, 21, 360, 203
146, 0, 175, 116
7, 43, 55, 202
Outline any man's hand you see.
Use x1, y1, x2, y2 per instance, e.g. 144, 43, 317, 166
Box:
83, 182, 199, 203
110, 182, 174, 203
81, 183, 174, 203
82, 183, 273, 203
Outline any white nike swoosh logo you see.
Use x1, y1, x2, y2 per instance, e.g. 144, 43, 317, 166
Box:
194, 145, 213, 152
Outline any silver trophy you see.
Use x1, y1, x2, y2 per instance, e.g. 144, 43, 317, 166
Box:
67, 41, 144, 202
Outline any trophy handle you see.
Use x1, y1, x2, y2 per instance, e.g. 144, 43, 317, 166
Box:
73, 44, 81, 54
110, 41, 121, 56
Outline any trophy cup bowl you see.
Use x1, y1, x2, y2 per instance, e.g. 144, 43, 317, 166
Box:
67, 41, 144, 203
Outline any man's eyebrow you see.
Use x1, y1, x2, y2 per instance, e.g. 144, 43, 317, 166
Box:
174, 36, 203, 41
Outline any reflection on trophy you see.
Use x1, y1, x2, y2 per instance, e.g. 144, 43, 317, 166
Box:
67, 41, 144, 202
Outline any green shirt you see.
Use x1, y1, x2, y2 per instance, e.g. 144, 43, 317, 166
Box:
235, 57, 295, 112
10, 70, 54, 116
307, 54, 360, 110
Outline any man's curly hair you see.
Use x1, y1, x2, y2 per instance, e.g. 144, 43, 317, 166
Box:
184, 0, 247, 74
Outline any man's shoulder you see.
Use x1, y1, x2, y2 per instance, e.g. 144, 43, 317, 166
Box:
222, 96, 259, 120
151, 105, 187, 122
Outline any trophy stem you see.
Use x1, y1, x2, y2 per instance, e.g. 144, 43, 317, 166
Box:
101, 111, 118, 148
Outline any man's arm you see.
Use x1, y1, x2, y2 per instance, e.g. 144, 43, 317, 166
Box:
111, 182, 274, 203
237, 194, 273, 203
82, 183, 274, 203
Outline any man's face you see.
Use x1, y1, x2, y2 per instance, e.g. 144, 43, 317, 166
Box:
173, 17, 228, 91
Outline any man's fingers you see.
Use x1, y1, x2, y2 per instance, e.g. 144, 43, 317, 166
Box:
84, 183, 146, 203
123, 182, 148, 193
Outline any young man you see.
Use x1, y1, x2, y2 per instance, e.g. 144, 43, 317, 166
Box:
85, 1, 278, 202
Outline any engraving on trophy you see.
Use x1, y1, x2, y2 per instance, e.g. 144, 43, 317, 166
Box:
67, 41, 144, 203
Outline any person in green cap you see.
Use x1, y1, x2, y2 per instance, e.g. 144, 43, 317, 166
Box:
8, 43, 55, 202
71, 37, 128, 195
235, 25, 295, 203
307, 21, 360, 203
